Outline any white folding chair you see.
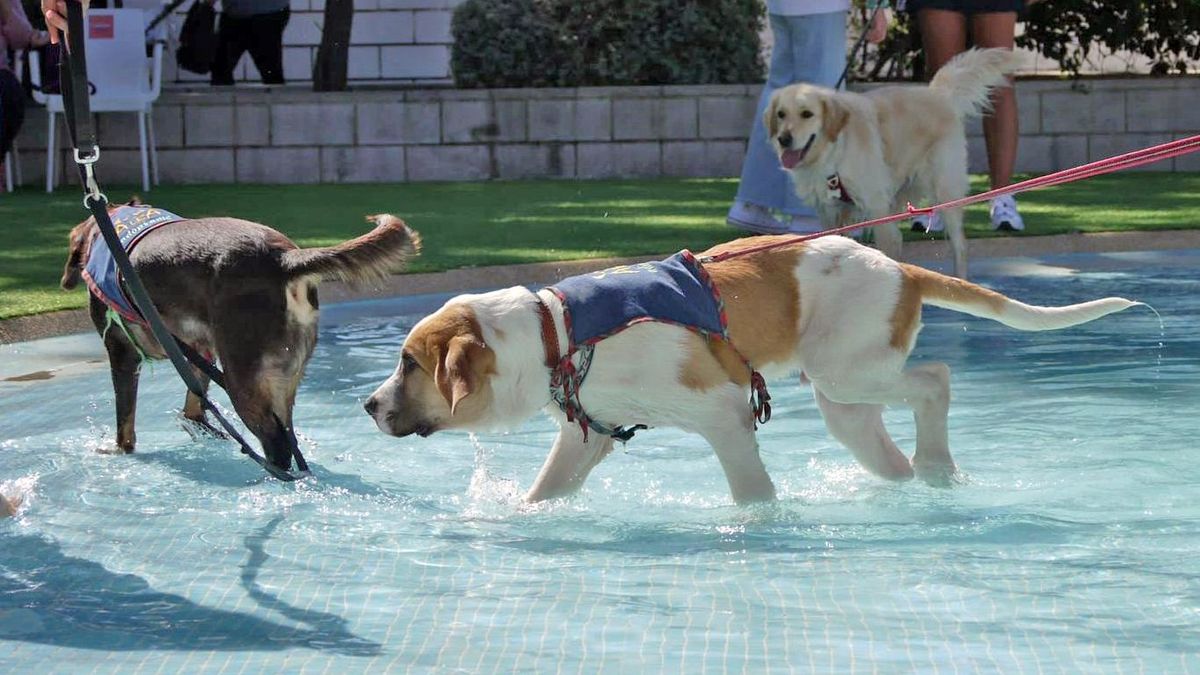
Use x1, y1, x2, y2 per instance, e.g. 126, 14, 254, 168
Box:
4, 52, 24, 193
3, 143, 20, 192
30, 9, 164, 193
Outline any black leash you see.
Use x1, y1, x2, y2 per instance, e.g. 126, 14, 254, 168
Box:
835, 6, 884, 90
60, 2, 309, 481
145, 0, 188, 34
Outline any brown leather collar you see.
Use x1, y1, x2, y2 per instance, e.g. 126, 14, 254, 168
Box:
535, 295, 560, 369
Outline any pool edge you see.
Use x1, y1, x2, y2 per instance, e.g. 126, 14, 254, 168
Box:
4, 228, 1199, 346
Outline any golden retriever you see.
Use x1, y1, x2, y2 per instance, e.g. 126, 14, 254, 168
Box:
765, 48, 1022, 278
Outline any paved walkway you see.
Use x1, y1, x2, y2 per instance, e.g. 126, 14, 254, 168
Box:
3, 229, 1198, 347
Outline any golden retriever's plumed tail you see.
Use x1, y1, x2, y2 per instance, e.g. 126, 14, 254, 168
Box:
905, 263, 1140, 332
929, 48, 1022, 119
282, 214, 422, 286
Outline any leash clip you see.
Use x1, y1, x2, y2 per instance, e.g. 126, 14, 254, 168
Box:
75, 148, 107, 208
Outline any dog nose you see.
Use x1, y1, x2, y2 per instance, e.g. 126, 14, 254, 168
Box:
778, 131, 793, 149
364, 396, 379, 417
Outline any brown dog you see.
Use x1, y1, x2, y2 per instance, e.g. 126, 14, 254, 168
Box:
61, 202, 420, 471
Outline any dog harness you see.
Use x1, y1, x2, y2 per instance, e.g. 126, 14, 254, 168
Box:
826, 173, 854, 205
539, 250, 772, 442
82, 205, 186, 326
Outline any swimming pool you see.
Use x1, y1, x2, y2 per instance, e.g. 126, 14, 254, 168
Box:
2, 249, 1198, 673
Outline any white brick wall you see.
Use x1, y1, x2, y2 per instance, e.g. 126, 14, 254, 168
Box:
161, 0, 464, 87
18, 78, 1197, 187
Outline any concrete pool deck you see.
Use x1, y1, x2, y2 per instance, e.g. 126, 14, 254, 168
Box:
3, 229, 1199, 383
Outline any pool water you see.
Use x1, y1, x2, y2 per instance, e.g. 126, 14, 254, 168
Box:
2, 250, 1199, 673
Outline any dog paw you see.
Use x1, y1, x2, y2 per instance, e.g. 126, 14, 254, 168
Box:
914, 461, 960, 487
181, 416, 230, 441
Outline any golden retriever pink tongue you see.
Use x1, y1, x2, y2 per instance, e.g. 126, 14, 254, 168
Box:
781, 149, 804, 169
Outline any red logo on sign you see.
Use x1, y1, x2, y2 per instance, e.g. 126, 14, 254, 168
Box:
89, 15, 114, 39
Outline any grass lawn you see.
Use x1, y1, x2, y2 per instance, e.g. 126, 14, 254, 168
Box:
1, 173, 1198, 320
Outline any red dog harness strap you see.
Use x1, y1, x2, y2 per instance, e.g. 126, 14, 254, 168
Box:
826, 173, 854, 205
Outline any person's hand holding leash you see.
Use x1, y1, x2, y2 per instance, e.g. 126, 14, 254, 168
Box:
866, 7, 891, 44
42, 0, 88, 45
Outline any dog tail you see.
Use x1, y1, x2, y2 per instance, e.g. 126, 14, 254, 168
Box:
906, 264, 1140, 331
928, 48, 1021, 119
282, 214, 421, 286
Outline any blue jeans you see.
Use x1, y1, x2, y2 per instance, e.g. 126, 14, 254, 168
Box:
735, 11, 847, 217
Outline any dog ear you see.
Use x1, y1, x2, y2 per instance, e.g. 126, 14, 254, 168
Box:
60, 222, 93, 290
434, 335, 487, 416
763, 93, 780, 140
820, 96, 850, 143
125, 196, 143, 206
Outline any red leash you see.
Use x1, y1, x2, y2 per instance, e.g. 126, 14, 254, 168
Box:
703, 134, 1200, 263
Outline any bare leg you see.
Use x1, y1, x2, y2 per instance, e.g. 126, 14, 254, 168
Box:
971, 12, 1019, 189
918, 9, 968, 79
525, 420, 615, 502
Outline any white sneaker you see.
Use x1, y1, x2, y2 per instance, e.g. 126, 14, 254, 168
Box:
785, 215, 823, 234
910, 212, 944, 233
727, 201, 787, 234
990, 194, 1025, 232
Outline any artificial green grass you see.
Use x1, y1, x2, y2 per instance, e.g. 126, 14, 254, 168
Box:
1, 173, 1198, 320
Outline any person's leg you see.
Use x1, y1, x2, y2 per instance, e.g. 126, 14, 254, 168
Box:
917, 8, 969, 78
780, 10, 846, 221
246, 8, 290, 85
971, 10, 1025, 231
0, 69, 26, 159
0, 69, 26, 192
211, 13, 251, 86
971, 11, 1018, 189
731, 14, 797, 232
909, 8, 968, 233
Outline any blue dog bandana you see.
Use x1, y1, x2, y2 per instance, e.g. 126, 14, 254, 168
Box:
81, 205, 186, 324
549, 251, 728, 347
543, 250, 770, 441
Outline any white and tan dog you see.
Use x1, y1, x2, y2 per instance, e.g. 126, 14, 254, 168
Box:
766, 48, 1021, 279
366, 236, 1137, 505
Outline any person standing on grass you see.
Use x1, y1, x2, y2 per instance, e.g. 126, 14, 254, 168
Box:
904, 0, 1039, 233
207, 0, 290, 86
1, 0, 50, 192
728, 1, 889, 234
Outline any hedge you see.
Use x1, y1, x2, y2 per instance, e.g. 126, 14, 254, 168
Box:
450, 0, 765, 88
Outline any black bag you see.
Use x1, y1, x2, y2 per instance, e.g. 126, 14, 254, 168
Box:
22, 43, 64, 96
176, 0, 218, 75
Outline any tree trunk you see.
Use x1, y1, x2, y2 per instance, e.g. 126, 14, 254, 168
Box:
313, 0, 354, 92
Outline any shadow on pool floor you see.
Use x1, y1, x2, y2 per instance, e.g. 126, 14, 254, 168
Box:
0, 519, 381, 656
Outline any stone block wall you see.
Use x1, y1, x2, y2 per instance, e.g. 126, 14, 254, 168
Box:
8, 76, 1197, 188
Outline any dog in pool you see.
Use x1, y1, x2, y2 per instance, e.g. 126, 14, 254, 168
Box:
365, 235, 1137, 504
61, 199, 420, 471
